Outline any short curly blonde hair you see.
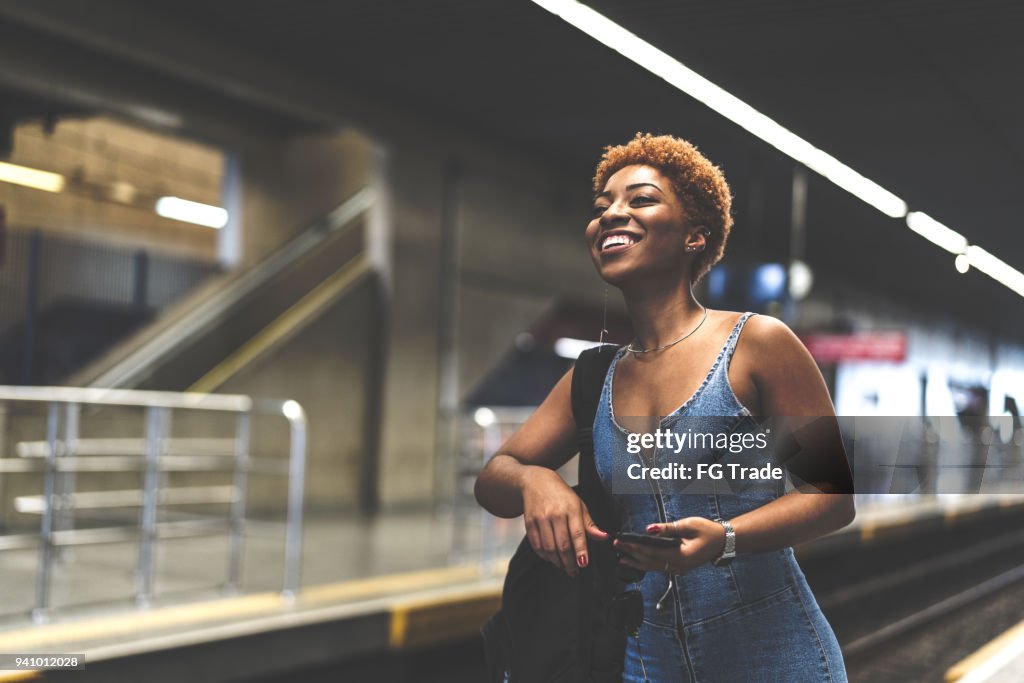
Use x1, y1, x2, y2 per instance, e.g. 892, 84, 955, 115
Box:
592, 132, 733, 283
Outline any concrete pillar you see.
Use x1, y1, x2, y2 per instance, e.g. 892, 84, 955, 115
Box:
236, 129, 375, 267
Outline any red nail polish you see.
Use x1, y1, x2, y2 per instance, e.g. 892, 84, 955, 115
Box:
581, 554, 589, 568
577, 554, 586, 568
647, 524, 661, 534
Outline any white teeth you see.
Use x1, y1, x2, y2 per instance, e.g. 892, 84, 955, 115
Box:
602, 234, 637, 250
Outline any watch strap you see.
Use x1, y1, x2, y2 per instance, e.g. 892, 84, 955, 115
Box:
712, 518, 736, 566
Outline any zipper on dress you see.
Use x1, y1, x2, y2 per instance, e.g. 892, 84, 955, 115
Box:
646, 446, 698, 682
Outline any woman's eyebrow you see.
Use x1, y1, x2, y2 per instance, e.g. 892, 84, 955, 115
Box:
595, 182, 663, 200
626, 182, 663, 193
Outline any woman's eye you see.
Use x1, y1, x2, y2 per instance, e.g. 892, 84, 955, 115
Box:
592, 205, 608, 217
632, 195, 655, 204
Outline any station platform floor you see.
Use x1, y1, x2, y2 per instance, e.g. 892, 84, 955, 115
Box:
0, 506, 514, 681
946, 617, 1024, 682
1, 492, 1023, 681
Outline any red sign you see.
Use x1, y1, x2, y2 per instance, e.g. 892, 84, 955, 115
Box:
801, 332, 907, 363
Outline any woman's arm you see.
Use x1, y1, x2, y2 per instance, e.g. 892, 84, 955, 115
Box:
722, 316, 856, 551
617, 315, 855, 573
474, 367, 609, 577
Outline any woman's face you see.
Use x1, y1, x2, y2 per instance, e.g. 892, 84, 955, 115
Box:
586, 164, 699, 287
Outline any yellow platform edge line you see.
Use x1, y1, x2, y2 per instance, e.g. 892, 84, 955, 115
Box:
0, 592, 283, 651
857, 496, 1024, 545
389, 607, 408, 650
945, 618, 1024, 682
302, 564, 483, 604
0, 563, 490, 652
0, 671, 43, 682
389, 583, 503, 650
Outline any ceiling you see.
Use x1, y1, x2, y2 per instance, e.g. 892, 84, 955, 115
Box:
0, 0, 1021, 337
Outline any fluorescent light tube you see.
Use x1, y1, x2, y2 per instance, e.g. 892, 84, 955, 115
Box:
155, 196, 228, 229
0, 161, 65, 193
530, 0, 908, 218
965, 246, 1024, 297
905, 212, 969, 254
531, 0, 1024, 298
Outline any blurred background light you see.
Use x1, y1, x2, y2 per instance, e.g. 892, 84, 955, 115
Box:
554, 337, 602, 359
788, 260, 814, 300
281, 399, 303, 420
954, 254, 970, 274
0, 160, 65, 193
473, 407, 496, 428
155, 196, 229, 229
753, 263, 787, 301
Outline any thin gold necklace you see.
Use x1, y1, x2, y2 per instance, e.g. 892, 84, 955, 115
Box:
626, 305, 708, 357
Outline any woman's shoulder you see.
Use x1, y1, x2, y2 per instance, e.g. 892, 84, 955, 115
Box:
711, 310, 803, 352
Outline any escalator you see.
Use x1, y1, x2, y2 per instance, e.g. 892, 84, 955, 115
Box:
74, 187, 377, 393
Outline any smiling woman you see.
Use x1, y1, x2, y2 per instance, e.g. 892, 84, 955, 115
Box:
588, 132, 733, 286
475, 132, 855, 682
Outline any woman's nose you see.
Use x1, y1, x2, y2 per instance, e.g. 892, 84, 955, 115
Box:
600, 201, 629, 227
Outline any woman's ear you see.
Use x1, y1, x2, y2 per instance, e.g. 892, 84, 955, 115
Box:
684, 226, 710, 254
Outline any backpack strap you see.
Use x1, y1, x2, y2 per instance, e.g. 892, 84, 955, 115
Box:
570, 344, 622, 682
570, 344, 619, 528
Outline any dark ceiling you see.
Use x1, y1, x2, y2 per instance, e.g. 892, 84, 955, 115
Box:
1, 0, 1021, 336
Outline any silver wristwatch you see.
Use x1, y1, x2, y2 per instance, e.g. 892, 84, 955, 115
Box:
712, 518, 736, 566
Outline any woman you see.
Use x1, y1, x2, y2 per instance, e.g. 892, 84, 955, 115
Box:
475, 132, 855, 682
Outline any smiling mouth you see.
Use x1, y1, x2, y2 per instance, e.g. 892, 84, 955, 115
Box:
600, 233, 642, 253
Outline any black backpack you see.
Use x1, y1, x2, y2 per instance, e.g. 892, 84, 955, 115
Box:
480, 345, 626, 682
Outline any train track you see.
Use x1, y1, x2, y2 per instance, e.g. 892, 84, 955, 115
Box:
801, 510, 1024, 682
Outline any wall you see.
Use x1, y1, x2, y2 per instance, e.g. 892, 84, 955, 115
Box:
1, 116, 222, 260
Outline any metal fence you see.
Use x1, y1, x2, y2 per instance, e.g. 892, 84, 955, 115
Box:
0, 386, 307, 623
452, 406, 563, 573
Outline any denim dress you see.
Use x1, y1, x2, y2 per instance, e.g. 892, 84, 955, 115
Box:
593, 312, 848, 682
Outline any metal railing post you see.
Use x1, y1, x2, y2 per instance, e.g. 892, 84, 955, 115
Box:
54, 402, 80, 562
32, 402, 60, 623
225, 412, 251, 594
136, 406, 169, 608
479, 421, 502, 574
281, 402, 307, 599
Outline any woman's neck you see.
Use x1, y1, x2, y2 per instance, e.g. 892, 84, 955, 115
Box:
621, 275, 705, 352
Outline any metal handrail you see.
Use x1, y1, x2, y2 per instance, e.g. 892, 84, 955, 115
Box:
0, 386, 308, 623
17, 437, 240, 457
15, 486, 240, 512
0, 453, 288, 474
188, 252, 372, 393
86, 186, 376, 389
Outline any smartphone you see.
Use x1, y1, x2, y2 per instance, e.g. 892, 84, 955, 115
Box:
616, 531, 679, 549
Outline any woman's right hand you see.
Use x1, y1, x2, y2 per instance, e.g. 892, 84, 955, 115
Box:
520, 467, 609, 577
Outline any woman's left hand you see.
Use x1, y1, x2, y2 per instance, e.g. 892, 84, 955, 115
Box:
613, 517, 726, 574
